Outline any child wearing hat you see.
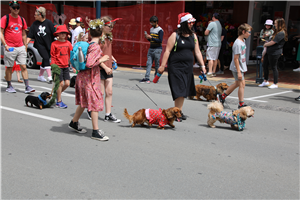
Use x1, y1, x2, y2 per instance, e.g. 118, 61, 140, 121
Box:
260, 19, 274, 60
50, 25, 73, 108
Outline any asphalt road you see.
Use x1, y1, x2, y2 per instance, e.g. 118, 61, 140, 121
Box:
1, 67, 299, 199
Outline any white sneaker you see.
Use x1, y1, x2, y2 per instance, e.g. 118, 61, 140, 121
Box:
193, 63, 200, 68
268, 84, 278, 89
37, 76, 47, 82
293, 68, 300, 72
206, 73, 213, 77
47, 76, 53, 83
258, 81, 269, 87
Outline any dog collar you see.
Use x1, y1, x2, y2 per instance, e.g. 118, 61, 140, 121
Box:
214, 86, 217, 90
38, 95, 48, 105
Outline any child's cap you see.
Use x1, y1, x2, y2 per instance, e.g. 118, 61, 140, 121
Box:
54, 25, 69, 36
76, 17, 83, 23
265, 19, 273, 26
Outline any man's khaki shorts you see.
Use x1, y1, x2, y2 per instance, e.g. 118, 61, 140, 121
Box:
4, 46, 27, 67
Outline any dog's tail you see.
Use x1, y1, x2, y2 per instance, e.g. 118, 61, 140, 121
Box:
123, 108, 133, 124
207, 101, 224, 113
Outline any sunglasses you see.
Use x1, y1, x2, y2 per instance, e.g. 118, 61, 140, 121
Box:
188, 22, 195, 25
247, 31, 252, 34
12, 6, 20, 10
105, 25, 113, 28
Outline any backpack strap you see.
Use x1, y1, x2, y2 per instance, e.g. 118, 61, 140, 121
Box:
5, 14, 9, 31
174, 33, 196, 52
4, 15, 24, 31
174, 32, 180, 52
20, 16, 24, 28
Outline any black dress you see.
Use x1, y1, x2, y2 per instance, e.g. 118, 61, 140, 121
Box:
168, 34, 196, 100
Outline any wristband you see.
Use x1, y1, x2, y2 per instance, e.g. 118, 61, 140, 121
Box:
4, 44, 7, 47
201, 66, 205, 68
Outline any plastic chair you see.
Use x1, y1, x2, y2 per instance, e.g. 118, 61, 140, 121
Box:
256, 46, 264, 83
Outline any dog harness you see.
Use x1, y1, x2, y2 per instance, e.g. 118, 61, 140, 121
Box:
38, 95, 47, 106
145, 108, 169, 127
211, 111, 246, 131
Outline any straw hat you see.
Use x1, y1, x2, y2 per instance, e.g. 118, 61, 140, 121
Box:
69, 18, 76, 26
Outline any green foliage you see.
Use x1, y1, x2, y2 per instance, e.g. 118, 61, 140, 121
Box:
44, 64, 61, 108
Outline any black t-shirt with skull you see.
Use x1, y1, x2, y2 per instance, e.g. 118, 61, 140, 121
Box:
28, 19, 55, 51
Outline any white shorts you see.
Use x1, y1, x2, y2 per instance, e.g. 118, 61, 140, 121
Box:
4, 46, 27, 67
206, 46, 221, 60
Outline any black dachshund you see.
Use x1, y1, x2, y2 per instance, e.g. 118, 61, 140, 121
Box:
25, 92, 52, 109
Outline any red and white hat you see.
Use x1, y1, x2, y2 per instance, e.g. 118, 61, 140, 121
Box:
75, 17, 83, 23
177, 12, 196, 28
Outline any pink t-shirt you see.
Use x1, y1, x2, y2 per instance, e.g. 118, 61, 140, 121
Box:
1, 14, 27, 47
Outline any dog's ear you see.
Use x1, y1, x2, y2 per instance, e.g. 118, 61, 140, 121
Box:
236, 109, 248, 120
239, 111, 248, 120
232, 109, 238, 117
164, 108, 174, 119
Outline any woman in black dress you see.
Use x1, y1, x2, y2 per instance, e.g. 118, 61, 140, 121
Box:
158, 13, 206, 122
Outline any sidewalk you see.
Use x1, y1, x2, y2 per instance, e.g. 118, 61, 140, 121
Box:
119, 64, 300, 90
193, 64, 300, 90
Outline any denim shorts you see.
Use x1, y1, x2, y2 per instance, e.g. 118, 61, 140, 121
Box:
232, 71, 245, 81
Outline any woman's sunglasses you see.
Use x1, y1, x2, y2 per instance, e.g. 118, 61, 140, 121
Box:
105, 25, 113, 28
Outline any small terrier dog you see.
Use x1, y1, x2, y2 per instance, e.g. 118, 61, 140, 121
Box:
189, 83, 229, 101
25, 92, 52, 110
207, 101, 254, 131
123, 107, 182, 129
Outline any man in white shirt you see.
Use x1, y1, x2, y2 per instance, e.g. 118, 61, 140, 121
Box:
71, 17, 84, 46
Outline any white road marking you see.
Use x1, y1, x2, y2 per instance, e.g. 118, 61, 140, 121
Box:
245, 91, 292, 100
225, 96, 267, 103
0, 83, 75, 97
0, 106, 63, 122
221, 91, 293, 102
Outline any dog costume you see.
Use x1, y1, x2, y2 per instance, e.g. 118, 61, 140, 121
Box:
145, 108, 169, 128
211, 111, 246, 131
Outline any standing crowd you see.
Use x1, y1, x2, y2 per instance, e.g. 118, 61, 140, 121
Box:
1, 1, 292, 141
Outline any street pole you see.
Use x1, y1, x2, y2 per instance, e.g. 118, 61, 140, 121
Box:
96, 1, 101, 19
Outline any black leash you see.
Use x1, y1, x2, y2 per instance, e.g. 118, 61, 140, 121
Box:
136, 84, 159, 109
